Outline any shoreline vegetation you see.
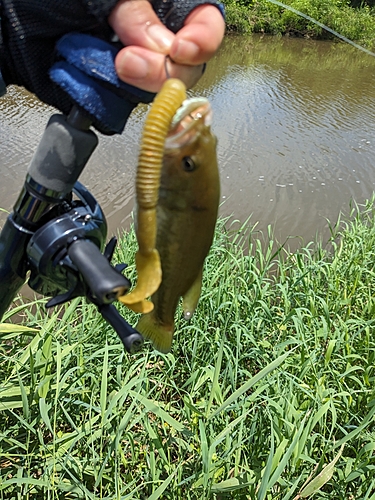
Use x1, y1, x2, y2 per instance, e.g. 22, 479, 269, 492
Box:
2, 198, 375, 497
223, 0, 375, 49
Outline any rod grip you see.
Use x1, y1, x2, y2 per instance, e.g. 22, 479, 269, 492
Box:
28, 114, 98, 195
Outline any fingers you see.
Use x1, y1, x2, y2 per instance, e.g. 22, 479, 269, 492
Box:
170, 5, 225, 65
109, 0, 174, 53
114, 46, 206, 91
109, 1, 225, 92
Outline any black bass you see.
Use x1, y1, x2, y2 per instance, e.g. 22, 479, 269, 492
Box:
136, 90, 220, 353
120, 79, 188, 314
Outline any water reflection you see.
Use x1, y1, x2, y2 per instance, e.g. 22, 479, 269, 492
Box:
196, 35, 375, 245
0, 34, 374, 247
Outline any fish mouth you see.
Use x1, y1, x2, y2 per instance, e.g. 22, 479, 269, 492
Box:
165, 97, 212, 149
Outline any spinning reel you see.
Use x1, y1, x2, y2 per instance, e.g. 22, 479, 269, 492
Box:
27, 182, 144, 354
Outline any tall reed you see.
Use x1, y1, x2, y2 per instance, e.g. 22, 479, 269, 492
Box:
1, 199, 375, 498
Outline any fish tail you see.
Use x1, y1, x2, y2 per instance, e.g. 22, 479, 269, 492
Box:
136, 313, 174, 354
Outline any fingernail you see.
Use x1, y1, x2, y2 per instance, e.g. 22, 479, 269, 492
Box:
117, 51, 149, 79
172, 40, 200, 62
146, 24, 173, 51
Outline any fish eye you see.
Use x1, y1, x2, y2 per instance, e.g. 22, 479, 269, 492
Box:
182, 156, 196, 172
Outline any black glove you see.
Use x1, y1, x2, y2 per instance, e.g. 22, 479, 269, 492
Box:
0, 0, 120, 117
151, 0, 225, 33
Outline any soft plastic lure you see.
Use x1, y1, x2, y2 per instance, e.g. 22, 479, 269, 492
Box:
119, 78, 187, 313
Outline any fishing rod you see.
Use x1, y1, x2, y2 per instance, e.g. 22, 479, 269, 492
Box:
0, 33, 158, 353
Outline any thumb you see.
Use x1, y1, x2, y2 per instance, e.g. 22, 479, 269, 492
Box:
109, 0, 175, 53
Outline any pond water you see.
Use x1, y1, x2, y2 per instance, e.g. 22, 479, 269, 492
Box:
1, 34, 375, 248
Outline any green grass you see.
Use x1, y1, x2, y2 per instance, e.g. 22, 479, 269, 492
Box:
223, 0, 375, 49
1, 198, 375, 498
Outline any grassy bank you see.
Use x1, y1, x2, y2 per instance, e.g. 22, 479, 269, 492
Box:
223, 0, 375, 49
1, 199, 375, 498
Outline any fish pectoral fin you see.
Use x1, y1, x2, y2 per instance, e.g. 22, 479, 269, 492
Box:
182, 268, 203, 320
137, 313, 174, 354
119, 249, 162, 305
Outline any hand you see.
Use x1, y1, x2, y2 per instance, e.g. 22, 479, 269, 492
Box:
109, 0, 225, 92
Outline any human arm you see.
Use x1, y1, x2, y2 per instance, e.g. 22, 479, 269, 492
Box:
0, 0, 225, 120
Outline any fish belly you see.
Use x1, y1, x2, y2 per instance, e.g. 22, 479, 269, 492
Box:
136, 202, 216, 353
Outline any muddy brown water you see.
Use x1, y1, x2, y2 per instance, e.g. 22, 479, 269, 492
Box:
1, 34, 375, 251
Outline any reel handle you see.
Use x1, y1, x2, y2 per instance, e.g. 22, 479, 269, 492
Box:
67, 238, 130, 304
99, 304, 144, 353
67, 237, 144, 353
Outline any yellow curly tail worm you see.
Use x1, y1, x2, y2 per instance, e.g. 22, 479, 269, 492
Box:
119, 78, 187, 313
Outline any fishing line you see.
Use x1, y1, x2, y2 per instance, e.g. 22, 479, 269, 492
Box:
164, 55, 173, 79
266, 0, 375, 58
164, 55, 207, 80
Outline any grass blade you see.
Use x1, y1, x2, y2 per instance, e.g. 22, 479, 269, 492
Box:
298, 445, 345, 497
208, 351, 290, 419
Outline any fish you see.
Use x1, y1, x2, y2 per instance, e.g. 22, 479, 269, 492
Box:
119, 79, 188, 314
135, 91, 220, 353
